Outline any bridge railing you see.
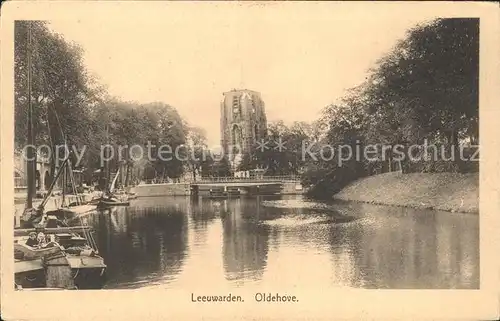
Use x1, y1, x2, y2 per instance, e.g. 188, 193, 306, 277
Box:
195, 176, 301, 184
140, 175, 301, 185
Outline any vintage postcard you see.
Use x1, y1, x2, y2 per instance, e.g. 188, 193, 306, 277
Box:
1, 1, 499, 320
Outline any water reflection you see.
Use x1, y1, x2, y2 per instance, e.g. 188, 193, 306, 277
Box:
221, 197, 270, 285
326, 203, 479, 288
79, 195, 478, 289
86, 202, 188, 289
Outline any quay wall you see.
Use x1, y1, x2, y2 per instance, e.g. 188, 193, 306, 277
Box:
134, 183, 191, 197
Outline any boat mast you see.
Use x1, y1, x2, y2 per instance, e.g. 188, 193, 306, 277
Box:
124, 159, 130, 188
62, 159, 66, 206
52, 104, 80, 206
109, 168, 120, 194
25, 21, 36, 209
38, 155, 71, 211
105, 124, 110, 193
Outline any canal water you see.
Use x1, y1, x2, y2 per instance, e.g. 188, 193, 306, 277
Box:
82, 195, 479, 289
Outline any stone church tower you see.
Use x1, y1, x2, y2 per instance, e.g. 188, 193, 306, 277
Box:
220, 89, 267, 169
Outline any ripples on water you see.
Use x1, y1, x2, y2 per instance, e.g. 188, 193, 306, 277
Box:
80, 195, 479, 290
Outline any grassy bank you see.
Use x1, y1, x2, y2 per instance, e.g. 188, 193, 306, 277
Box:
333, 172, 479, 213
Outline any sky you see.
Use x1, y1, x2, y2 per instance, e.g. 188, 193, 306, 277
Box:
47, 3, 437, 146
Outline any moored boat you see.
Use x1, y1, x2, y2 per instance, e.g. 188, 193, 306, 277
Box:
15, 212, 107, 290
15, 23, 106, 289
96, 169, 130, 207
97, 195, 130, 207
46, 203, 97, 224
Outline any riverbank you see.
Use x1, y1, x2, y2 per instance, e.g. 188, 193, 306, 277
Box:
333, 172, 479, 213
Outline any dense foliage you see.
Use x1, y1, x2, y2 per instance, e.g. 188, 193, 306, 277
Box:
14, 21, 198, 185
14, 19, 479, 193
302, 18, 479, 198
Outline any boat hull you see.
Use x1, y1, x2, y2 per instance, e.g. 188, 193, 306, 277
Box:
98, 200, 130, 207
15, 266, 106, 290
15, 256, 107, 290
97, 196, 130, 207
46, 205, 97, 223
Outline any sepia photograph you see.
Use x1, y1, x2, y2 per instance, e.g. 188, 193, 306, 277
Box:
1, 1, 499, 320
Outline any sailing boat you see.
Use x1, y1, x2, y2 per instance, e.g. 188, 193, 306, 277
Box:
15, 208, 107, 290
14, 22, 106, 290
93, 168, 130, 207
30, 91, 98, 224
114, 163, 138, 200
45, 160, 98, 224
87, 123, 130, 207
15, 147, 107, 291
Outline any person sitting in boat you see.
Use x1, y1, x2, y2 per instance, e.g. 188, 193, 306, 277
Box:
25, 232, 38, 247
36, 232, 48, 247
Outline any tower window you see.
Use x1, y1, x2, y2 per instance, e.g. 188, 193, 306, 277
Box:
232, 95, 241, 116
232, 125, 242, 147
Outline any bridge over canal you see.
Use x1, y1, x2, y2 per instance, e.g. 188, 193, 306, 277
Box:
133, 176, 304, 197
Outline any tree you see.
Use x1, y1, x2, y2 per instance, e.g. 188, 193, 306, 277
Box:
238, 121, 315, 176
15, 21, 194, 186
303, 18, 479, 198
364, 18, 479, 172
15, 21, 103, 187
211, 155, 232, 177
144, 102, 187, 180
186, 126, 209, 181
92, 101, 189, 182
